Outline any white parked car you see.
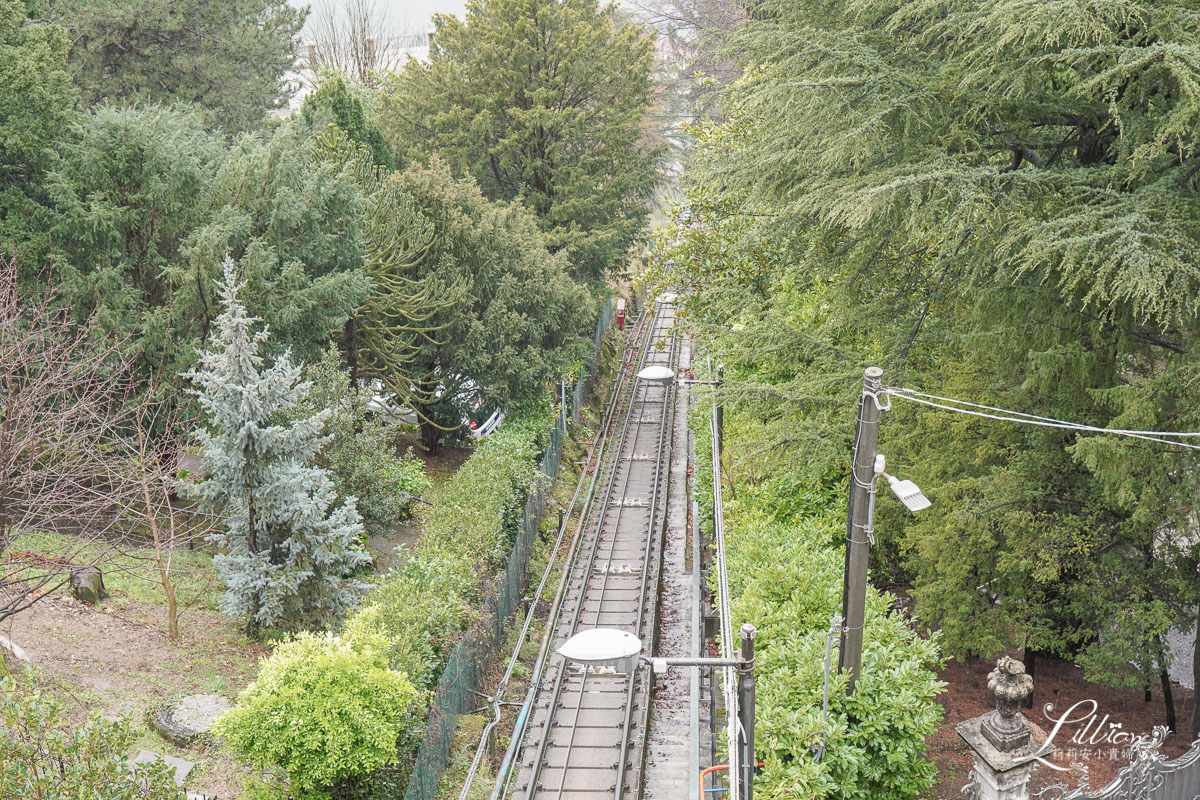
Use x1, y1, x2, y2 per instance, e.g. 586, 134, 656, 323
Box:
365, 379, 505, 441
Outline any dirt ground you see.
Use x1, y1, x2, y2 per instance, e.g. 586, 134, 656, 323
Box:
3, 591, 268, 798
927, 651, 1196, 798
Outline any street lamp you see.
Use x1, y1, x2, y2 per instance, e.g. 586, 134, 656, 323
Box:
637, 364, 725, 451
557, 624, 758, 800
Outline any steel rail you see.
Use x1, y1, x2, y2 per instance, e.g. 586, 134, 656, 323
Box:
612, 312, 680, 799
534, 306, 666, 798
460, 308, 653, 800
492, 306, 655, 800
516, 298, 678, 800
528, 303, 672, 794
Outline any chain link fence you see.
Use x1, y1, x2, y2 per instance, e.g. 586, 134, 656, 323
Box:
400, 298, 613, 800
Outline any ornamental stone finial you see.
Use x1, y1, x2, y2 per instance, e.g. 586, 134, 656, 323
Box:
956, 656, 1040, 800
983, 656, 1034, 750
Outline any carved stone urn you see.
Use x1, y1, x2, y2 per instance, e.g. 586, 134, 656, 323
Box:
956, 656, 1042, 800
982, 656, 1035, 751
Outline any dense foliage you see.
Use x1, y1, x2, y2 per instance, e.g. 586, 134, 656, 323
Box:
184, 261, 370, 634
213, 633, 421, 800
41, 0, 304, 130
360, 157, 591, 450
697, 414, 944, 800
658, 0, 1200, 736
291, 349, 431, 538
47, 107, 369, 388
228, 404, 555, 791
342, 404, 552, 688
382, 0, 660, 282
0, 674, 184, 799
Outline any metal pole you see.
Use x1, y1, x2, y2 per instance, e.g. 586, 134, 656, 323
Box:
715, 365, 725, 456
838, 367, 883, 695
737, 623, 756, 800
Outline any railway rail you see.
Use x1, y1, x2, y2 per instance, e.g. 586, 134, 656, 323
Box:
504, 295, 680, 800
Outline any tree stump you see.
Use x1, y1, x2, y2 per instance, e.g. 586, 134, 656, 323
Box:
69, 566, 107, 604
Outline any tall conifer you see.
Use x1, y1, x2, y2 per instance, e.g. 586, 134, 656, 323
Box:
184, 259, 370, 634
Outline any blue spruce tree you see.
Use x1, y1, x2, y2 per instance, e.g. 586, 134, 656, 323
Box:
184, 259, 370, 634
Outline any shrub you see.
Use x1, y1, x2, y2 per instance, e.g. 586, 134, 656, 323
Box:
0, 673, 183, 800
213, 632, 421, 800
341, 402, 553, 690
699, 419, 944, 800
292, 349, 432, 539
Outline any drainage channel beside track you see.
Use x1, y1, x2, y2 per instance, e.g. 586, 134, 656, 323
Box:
505, 295, 680, 800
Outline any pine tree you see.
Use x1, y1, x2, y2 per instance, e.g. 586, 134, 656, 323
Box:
381, 0, 660, 282
41, 0, 304, 130
184, 259, 370, 634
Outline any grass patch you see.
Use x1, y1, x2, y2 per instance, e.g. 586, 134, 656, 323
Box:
8, 529, 223, 612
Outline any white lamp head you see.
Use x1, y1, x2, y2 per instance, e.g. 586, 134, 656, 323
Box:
886, 474, 931, 512
557, 628, 644, 674
637, 365, 675, 386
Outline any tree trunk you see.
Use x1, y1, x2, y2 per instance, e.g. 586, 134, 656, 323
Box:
1160, 669, 1176, 733
420, 418, 442, 454
1023, 646, 1037, 708
343, 317, 359, 386
1191, 605, 1200, 739
164, 577, 179, 640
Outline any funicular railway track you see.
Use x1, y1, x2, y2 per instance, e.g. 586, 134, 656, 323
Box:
508, 295, 679, 800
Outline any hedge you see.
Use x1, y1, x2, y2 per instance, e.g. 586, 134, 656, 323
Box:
341, 402, 554, 688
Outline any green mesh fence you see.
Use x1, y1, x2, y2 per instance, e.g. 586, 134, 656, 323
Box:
400, 299, 613, 800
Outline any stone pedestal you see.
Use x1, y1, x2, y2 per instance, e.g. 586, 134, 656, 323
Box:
957, 656, 1043, 800
957, 714, 1042, 800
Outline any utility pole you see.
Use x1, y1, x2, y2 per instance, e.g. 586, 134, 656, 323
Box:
737, 623, 757, 800
838, 366, 883, 695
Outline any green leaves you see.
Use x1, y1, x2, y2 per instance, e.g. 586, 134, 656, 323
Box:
0, 1, 75, 178
714, 466, 944, 799
48, 0, 304, 131
663, 0, 1200, 720
214, 632, 421, 798
1, 673, 184, 800
381, 0, 659, 282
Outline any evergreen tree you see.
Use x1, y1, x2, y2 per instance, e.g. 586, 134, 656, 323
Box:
0, 1, 74, 179
302, 75, 395, 170
184, 259, 370, 634
658, 0, 1200, 736
41, 0, 304, 130
381, 0, 660, 282
0, 0, 76, 267
47, 107, 369, 391
387, 159, 592, 451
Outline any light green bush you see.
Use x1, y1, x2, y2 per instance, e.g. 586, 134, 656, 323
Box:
698, 419, 944, 800
213, 632, 421, 800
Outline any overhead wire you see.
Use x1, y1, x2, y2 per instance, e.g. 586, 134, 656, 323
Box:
886, 387, 1200, 452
